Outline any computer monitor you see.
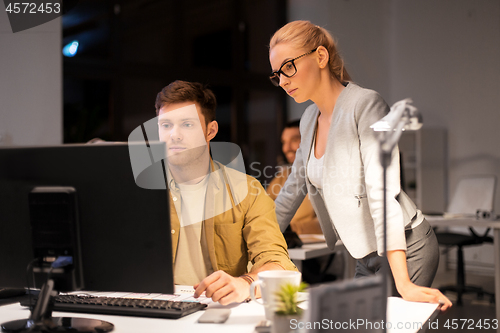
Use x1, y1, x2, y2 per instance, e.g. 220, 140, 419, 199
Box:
307, 275, 387, 333
0, 142, 173, 295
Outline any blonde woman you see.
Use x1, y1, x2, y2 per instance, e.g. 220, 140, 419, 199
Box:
269, 20, 451, 310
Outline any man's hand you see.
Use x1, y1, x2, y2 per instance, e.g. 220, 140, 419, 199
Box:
193, 270, 250, 305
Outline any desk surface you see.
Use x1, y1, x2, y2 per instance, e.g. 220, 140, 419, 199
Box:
0, 296, 439, 333
287, 242, 338, 261
426, 215, 500, 228
287, 240, 357, 279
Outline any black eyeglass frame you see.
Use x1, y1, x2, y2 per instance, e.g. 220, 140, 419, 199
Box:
269, 48, 318, 86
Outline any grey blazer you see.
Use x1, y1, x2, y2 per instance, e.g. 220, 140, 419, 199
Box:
275, 83, 421, 259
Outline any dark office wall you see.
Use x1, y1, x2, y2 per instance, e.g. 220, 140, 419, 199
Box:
62, 0, 288, 183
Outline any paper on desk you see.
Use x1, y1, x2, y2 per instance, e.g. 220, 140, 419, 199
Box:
175, 285, 196, 294
299, 234, 326, 244
67, 286, 213, 305
386, 297, 439, 333
174, 285, 213, 304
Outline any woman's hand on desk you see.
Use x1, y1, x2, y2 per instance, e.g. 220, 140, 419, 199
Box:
398, 282, 452, 312
387, 250, 452, 311
193, 270, 250, 305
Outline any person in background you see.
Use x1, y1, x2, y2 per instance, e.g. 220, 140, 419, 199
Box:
267, 120, 337, 284
266, 120, 322, 235
268, 20, 451, 310
155, 80, 297, 305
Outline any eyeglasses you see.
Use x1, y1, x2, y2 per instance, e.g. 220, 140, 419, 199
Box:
269, 48, 317, 86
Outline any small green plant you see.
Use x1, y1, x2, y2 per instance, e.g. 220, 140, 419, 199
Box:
274, 282, 308, 316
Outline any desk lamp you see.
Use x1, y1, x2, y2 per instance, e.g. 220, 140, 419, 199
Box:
370, 98, 423, 320
306, 99, 423, 333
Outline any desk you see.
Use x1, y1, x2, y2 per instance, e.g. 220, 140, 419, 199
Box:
426, 216, 500, 326
0, 297, 439, 333
288, 240, 356, 280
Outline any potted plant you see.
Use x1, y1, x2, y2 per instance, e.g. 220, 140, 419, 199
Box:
272, 282, 308, 333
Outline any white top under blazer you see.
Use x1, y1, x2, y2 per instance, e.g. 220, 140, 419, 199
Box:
307, 137, 324, 189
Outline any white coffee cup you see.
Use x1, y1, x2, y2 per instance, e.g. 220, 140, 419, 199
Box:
250, 271, 301, 320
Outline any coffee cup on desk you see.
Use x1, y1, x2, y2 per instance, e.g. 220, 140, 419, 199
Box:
249, 271, 301, 320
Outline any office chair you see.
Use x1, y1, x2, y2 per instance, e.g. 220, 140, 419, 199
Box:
435, 175, 496, 305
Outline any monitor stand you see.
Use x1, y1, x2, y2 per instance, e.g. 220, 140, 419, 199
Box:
1, 280, 113, 333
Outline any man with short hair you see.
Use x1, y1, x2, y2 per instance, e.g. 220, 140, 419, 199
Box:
155, 80, 296, 305
266, 120, 322, 235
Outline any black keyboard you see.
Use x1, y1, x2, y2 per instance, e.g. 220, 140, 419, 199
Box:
22, 294, 207, 319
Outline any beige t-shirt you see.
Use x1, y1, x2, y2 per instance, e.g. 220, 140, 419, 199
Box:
174, 176, 213, 286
